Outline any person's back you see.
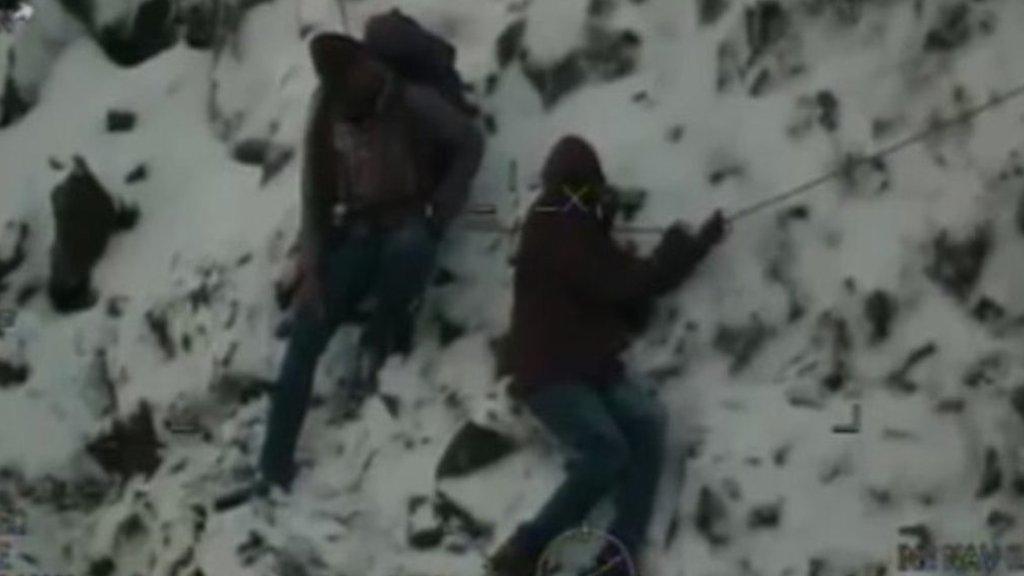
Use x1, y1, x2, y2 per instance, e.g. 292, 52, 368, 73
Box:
255, 32, 483, 495
493, 135, 726, 576
509, 136, 720, 396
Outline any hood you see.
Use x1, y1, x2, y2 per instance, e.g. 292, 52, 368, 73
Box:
539, 136, 617, 227
309, 32, 389, 121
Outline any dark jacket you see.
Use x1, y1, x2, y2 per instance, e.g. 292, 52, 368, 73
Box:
300, 79, 484, 269
507, 136, 714, 396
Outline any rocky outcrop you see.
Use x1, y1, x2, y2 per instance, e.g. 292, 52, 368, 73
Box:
48, 157, 138, 313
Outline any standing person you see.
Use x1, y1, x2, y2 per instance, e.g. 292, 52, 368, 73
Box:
258, 33, 484, 492
489, 136, 727, 575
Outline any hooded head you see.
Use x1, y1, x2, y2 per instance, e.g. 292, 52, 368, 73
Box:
309, 32, 392, 121
540, 136, 618, 227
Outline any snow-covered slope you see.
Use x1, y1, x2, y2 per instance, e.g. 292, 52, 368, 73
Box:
2, 0, 1024, 575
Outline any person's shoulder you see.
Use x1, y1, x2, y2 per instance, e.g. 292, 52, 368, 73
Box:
402, 82, 461, 120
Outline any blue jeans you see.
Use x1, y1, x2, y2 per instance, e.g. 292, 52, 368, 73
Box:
511, 377, 668, 557
259, 218, 438, 487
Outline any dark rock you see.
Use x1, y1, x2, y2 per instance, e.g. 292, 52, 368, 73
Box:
816, 90, 840, 132
88, 557, 116, 576
145, 308, 176, 359
708, 165, 744, 186
15, 283, 38, 306
698, 0, 730, 26
48, 157, 135, 313
435, 490, 492, 540
773, 444, 790, 466
86, 401, 164, 481
436, 422, 518, 480
977, 447, 1002, 499
210, 372, 271, 405
926, 225, 991, 301
0, 358, 29, 389
864, 289, 896, 345
1011, 385, 1024, 422
236, 530, 269, 567
232, 138, 271, 166
521, 21, 641, 109
93, 0, 178, 67
522, 52, 587, 109
713, 314, 772, 373
182, 1, 218, 50
106, 109, 136, 132
963, 353, 1004, 388
695, 486, 730, 547
934, 398, 965, 414
406, 495, 444, 550
972, 296, 1005, 324
748, 501, 782, 529
585, 28, 642, 81
125, 163, 148, 184
0, 221, 29, 287
588, 0, 616, 18
898, 523, 933, 550
231, 139, 295, 185
379, 393, 400, 418
838, 153, 891, 196
887, 341, 938, 394
924, 2, 972, 53
987, 510, 1015, 538
666, 124, 685, 143
106, 296, 127, 318
0, 50, 32, 128
495, 19, 527, 69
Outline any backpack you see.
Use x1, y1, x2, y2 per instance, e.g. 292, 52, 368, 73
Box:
363, 9, 475, 115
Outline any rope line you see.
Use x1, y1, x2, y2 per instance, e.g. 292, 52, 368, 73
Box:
461, 78, 1024, 235
726, 79, 1024, 225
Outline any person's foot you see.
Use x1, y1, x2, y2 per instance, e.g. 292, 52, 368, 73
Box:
213, 469, 292, 513
589, 542, 640, 576
488, 539, 540, 576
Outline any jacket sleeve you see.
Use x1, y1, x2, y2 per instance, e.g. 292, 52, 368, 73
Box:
559, 220, 712, 306
299, 88, 334, 272
406, 86, 484, 228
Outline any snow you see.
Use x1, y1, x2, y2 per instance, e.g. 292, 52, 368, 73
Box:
2, 0, 1024, 575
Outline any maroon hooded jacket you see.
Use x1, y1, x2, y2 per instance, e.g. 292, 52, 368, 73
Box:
507, 136, 714, 396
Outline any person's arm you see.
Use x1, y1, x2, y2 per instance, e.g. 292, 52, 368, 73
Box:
406, 86, 484, 232
299, 87, 334, 274
559, 214, 723, 306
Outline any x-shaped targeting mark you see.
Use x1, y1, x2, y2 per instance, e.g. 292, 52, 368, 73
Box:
534, 184, 599, 214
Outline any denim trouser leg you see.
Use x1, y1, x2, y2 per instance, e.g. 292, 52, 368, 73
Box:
514, 383, 631, 556
258, 233, 377, 486
361, 219, 438, 364
603, 381, 668, 555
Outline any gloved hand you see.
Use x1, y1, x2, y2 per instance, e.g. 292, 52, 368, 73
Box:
696, 209, 728, 247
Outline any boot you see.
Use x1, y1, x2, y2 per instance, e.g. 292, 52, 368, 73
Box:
487, 539, 540, 576
590, 542, 640, 576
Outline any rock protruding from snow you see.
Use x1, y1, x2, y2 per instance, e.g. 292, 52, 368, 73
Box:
436, 421, 518, 480
0, 50, 32, 128
58, 0, 177, 67
230, 138, 295, 186
717, 1, 803, 97
926, 225, 992, 302
48, 157, 138, 313
85, 401, 165, 482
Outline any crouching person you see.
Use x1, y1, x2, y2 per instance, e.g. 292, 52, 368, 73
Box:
489, 136, 726, 575
258, 33, 484, 492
